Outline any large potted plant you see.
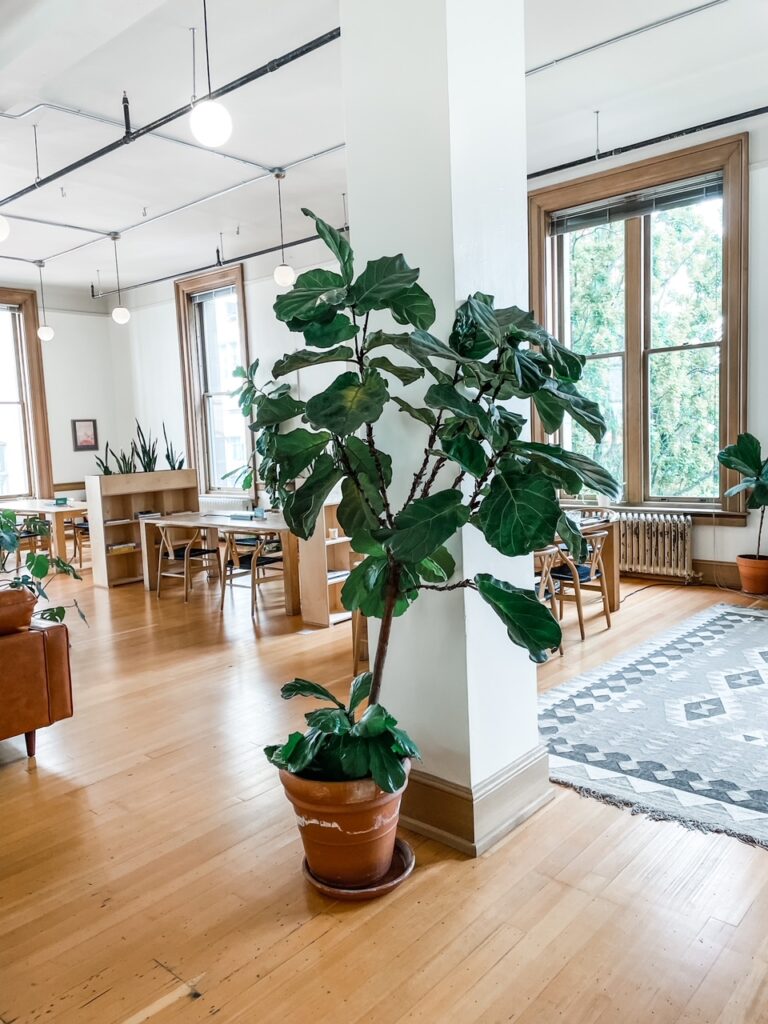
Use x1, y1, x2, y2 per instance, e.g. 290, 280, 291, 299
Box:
718, 433, 768, 595
231, 209, 619, 895
0, 511, 83, 632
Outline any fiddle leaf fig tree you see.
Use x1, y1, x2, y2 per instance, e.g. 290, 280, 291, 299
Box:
232, 208, 619, 792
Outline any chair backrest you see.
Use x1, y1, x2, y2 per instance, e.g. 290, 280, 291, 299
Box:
225, 533, 264, 568
534, 545, 561, 601
158, 524, 199, 560
586, 530, 608, 579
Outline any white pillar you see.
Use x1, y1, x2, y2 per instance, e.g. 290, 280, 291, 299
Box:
340, 0, 551, 854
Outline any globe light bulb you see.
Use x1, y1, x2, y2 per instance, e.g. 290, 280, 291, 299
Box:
273, 262, 296, 287
189, 99, 232, 147
0, 214, 10, 242
112, 306, 131, 325
37, 324, 54, 342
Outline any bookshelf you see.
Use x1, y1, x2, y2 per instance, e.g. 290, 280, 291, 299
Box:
298, 502, 352, 627
85, 469, 199, 588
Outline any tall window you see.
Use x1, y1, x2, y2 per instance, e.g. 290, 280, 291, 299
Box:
0, 289, 52, 498
175, 267, 251, 493
529, 135, 747, 513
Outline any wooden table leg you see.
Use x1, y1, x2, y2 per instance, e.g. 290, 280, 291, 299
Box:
604, 520, 620, 612
51, 513, 68, 568
140, 521, 159, 591
280, 532, 301, 616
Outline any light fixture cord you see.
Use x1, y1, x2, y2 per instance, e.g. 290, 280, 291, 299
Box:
277, 175, 286, 263
202, 0, 212, 96
37, 264, 47, 325
190, 27, 197, 102
33, 124, 41, 182
113, 238, 123, 304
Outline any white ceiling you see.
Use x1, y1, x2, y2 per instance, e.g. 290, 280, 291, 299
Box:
0, 0, 766, 296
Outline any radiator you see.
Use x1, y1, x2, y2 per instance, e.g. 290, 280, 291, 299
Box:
198, 493, 254, 514
618, 512, 694, 580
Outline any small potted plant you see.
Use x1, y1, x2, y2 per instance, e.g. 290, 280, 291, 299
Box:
230, 209, 619, 896
0, 511, 84, 632
718, 433, 768, 595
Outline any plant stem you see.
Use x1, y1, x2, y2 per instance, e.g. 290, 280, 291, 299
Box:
369, 562, 400, 706
419, 578, 477, 593
758, 506, 765, 559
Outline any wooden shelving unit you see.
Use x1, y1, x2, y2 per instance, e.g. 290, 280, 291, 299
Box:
85, 469, 199, 589
298, 502, 352, 627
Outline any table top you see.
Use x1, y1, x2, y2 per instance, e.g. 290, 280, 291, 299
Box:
142, 510, 291, 533
2, 498, 89, 515
565, 510, 618, 532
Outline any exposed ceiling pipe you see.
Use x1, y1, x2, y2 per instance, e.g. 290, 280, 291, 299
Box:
94, 227, 346, 298
4, 211, 110, 235
525, 0, 729, 76
0, 27, 341, 209
0, 100, 274, 173
40, 141, 345, 264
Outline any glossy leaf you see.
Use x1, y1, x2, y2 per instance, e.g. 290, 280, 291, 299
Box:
533, 379, 606, 442
273, 268, 347, 323
718, 433, 765, 478
345, 435, 392, 488
557, 511, 588, 562
348, 255, 419, 314
304, 313, 359, 348
272, 345, 354, 378
305, 370, 389, 435
265, 428, 331, 482
389, 283, 436, 330
368, 356, 425, 386
253, 393, 305, 428
350, 703, 395, 738
382, 490, 470, 564
424, 384, 492, 437
305, 708, 352, 734
474, 573, 562, 663
510, 441, 621, 499
349, 672, 373, 714
416, 545, 456, 583
281, 678, 345, 707
368, 737, 407, 792
439, 433, 488, 478
281, 454, 343, 539
301, 208, 354, 284
336, 477, 382, 539
476, 465, 560, 556
391, 396, 437, 427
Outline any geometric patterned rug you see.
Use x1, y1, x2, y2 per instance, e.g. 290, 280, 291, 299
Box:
538, 603, 768, 848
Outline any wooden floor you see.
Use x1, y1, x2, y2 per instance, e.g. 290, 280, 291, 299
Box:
2, 573, 768, 1023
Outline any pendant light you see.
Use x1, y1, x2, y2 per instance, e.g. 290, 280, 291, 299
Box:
110, 234, 130, 324
189, 0, 232, 148
273, 171, 295, 287
35, 262, 54, 341
0, 213, 10, 242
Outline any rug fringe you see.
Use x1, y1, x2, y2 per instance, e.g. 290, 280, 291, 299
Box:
554, 779, 768, 850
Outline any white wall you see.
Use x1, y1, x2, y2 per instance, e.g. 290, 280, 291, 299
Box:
528, 116, 768, 564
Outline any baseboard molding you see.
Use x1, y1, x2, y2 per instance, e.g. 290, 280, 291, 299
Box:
692, 559, 742, 589
400, 745, 553, 857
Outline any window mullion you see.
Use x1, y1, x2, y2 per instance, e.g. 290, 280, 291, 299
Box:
624, 216, 644, 504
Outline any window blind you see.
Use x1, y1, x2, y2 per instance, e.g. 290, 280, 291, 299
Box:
549, 171, 723, 236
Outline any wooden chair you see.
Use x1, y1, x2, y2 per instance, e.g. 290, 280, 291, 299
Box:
156, 525, 221, 602
534, 545, 564, 656
219, 534, 284, 615
551, 530, 611, 640
72, 517, 90, 568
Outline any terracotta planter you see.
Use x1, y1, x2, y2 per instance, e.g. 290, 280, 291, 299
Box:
279, 762, 410, 889
0, 588, 36, 635
736, 555, 768, 596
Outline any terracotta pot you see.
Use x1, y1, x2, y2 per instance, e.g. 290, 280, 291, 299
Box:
279, 762, 410, 889
736, 555, 768, 596
0, 588, 37, 635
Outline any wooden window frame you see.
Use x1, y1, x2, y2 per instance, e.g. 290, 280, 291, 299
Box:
174, 265, 251, 495
0, 287, 53, 498
529, 133, 749, 521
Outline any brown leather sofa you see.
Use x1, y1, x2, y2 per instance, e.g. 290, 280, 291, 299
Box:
0, 622, 73, 756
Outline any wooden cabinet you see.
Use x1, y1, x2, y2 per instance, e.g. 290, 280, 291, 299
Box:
85, 470, 199, 588
298, 502, 352, 627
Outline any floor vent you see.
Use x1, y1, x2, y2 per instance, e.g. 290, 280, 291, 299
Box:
618, 512, 695, 580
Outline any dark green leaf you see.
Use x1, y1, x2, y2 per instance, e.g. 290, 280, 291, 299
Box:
348, 255, 419, 314
349, 672, 373, 714
301, 208, 354, 284
391, 396, 437, 427
474, 573, 562, 663
345, 435, 392, 488
416, 545, 456, 583
273, 268, 347, 323
272, 345, 354, 378
39, 606, 65, 623
341, 557, 417, 618
253, 393, 305, 429
265, 729, 325, 773
368, 736, 407, 792
282, 455, 343, 539
368, 356, 425, 386
337, 477, 382, 540
439, 433, 488, 478
350, 703, 395, 738
424, 384, 492, 437
533, 379, 606, 443
509, 441, 621, 499
387, 723, 421, 759
305, 708, 352, 734
382, 490, 470, 564
557, 511, 588, 562
389, 283, 436, 330
305, 371, 389, 435
337, 734, 370, 778
718, 433, 765, 478
366, 330, 452, 384
281, 678, 345, 708
265, 428, 331, 481
25, 552, 49, 579
304, 313, 359, 348
476, 465, 560, 556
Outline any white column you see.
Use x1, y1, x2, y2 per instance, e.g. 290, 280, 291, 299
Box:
340, 0, 551, 853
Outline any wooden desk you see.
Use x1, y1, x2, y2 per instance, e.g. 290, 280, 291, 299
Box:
569, 512, 620, 613
1, 498, 88, 565
139, 511, 300, 616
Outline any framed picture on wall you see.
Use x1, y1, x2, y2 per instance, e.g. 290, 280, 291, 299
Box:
71, 418, 98, 452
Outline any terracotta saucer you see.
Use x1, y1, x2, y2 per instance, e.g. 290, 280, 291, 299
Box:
302, 837, 415, 901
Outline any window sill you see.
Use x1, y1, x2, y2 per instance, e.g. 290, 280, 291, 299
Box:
561, 502, 748, 527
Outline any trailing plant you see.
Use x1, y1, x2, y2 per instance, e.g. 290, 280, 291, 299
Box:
718, 433, 768, 558
230, 208, 619, 791
95, 442, 113, 475
0, 511, 85, 623
133, 420, 158, 472
163, 422, 184, 470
